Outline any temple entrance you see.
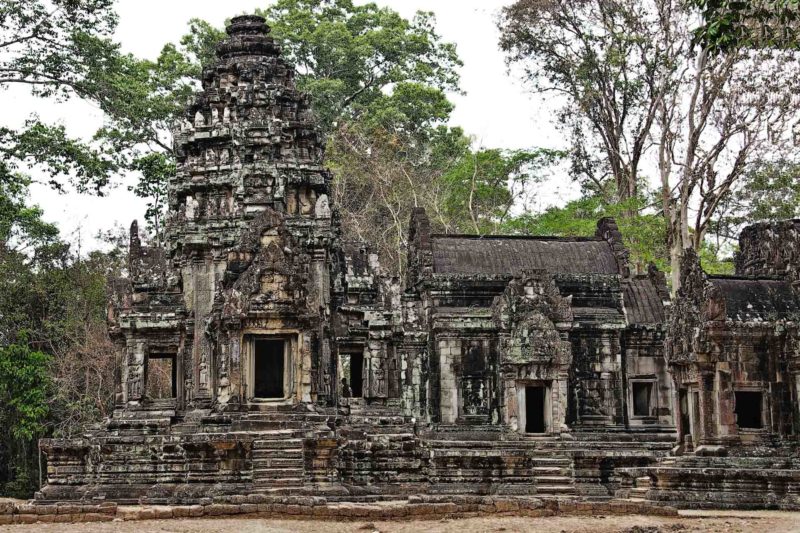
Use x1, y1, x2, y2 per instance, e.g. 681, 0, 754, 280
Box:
735, 391, 763, 429
338, 352, 364, 398
146, 354, 176, 400
349, 352, 364, 398
525, 385, 547, 433
254, 339, 285, 398
632, 381, 654, 417
679, 389, 691, 438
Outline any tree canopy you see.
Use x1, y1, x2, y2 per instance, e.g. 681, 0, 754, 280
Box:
499, 0, 800, 290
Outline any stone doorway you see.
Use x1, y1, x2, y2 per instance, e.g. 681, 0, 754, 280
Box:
349, 352, 364, 398
734, 390, 763, 429
339, 352, 364, 398
146, 354, 177, 400
679, 389, 691, 439
253, 339, 286, 398
631, 381, 654, 417
523, 384, 550, 434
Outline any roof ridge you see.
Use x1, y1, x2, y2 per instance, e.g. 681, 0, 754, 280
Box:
430, 233, 605, 242
709, 275, 789, 282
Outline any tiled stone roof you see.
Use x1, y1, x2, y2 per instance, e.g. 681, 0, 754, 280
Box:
430, 235, 619, 276
710, 277, 800, 321
623, 277, 667, 325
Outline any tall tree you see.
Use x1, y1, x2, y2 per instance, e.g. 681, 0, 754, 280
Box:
709, 159, 800, 244
0, 170, 121, 497
499, 0, 667, 203
0, 0, 123, 193
257, 0, 462, 132
500, 0, 800, 291
652, 2, 800, 289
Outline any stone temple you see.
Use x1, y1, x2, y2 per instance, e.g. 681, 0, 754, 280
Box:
38, 16, 800, 510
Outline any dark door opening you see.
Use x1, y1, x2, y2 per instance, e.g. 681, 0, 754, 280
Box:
525, 386, 546, 433
349, 352, 364, 398
679, 389, 690, 436
632, 382, 653, 417
254, 339, 285, 398
146, 354, 176, 399
734, 391, 763, 429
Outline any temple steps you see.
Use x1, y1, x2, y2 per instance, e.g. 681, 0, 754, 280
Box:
627, 476, 651, 500
426, 437, 578, 497
250, 428, 307, 492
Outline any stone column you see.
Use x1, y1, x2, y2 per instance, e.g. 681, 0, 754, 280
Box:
126, 341, 146, 404
438, 339, 459, 424
698, 371, 716, 444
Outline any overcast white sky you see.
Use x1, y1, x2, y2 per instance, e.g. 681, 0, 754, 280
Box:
12, 0, 579, 252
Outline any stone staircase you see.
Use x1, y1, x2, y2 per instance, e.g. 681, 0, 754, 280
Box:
627, 476, 651, 500
251, 429, 307, 492
338, 399, 423, 488
230, 407, 336, 494
424, 437, 577, 497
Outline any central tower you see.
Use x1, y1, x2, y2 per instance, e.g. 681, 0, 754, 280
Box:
166, 14, 335, 409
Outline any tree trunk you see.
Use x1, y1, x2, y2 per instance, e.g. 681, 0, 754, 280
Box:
669, 196, 691, 294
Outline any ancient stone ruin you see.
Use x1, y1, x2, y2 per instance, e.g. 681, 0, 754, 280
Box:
38, 16, 800, 510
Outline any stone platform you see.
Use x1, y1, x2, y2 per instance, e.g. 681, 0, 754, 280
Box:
618, 446, 800, 510
38, 406, 677, 505
1, 494, 677, 526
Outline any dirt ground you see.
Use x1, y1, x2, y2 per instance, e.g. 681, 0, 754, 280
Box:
2, 511, 800, 533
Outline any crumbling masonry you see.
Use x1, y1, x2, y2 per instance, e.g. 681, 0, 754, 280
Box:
39, 16, 800, 509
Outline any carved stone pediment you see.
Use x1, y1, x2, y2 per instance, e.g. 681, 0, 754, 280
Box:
492, 270, 573, 367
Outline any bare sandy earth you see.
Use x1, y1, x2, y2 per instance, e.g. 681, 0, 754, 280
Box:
2, 511, 800, 533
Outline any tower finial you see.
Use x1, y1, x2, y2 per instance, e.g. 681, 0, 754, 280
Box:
226, 15, 270, 36
216, 15, 278, 59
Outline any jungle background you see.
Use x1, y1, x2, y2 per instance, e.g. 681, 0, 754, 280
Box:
1, 0, 799, 497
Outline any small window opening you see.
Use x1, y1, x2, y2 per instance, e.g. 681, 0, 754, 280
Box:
632, 382, 654, 417
735, 391, 763, 429
254, 339, 285, 398
525, 386, 546, 433
146, 354, 176, 399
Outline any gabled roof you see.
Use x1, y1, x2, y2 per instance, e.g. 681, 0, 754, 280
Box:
709, 277, 800, 321
430, 235, 619, 276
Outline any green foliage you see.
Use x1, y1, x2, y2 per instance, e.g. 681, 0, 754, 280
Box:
358, 82, 454, 136
179, 19, 227, 71
0, 343, 51, 441
176, 1, 463, 133
1, 121, 118, 194
713, 160, 800, 239
441, 148, 566, 234
0, 0, 199, 235
692, 0, 800, 52
0, 176, 120, 497
257, 0, 462, 131
0, 167, 60, 254
504, 192, 669, 272
0, 0, 125, 193
698, 242, 735, 275
0, 0, 118, 99
0, 341, 51, 498
127, 153, 175, 242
